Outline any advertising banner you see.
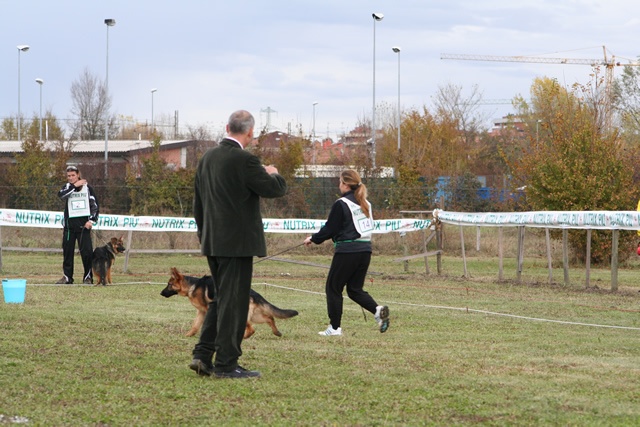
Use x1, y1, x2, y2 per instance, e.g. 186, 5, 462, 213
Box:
435, 209, 640, 230
0, 209, 433, 234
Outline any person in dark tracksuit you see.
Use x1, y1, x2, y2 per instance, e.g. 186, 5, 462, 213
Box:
56, 165, 99, 285
189, 110, 287, 379
304, 169, 390, 336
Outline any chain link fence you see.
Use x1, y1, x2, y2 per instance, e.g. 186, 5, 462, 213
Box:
1, 177, 515, 219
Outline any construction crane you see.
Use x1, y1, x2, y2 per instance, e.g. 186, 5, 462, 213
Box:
441, 46, 637, 131
457, 99, 520, 106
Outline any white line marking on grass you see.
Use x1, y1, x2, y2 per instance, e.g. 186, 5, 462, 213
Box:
256, 282, 640, 332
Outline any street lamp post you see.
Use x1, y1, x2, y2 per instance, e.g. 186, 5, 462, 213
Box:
151, 88, 157, 136
104, 18, 116, 178
312, 101, 318, 164
17, 45, 30, 141
371, 12, 383, 169
392, 47, 401, 152
35, 78, 44, 141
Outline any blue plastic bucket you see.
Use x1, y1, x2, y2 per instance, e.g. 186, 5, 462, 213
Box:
2, 279, 27, 304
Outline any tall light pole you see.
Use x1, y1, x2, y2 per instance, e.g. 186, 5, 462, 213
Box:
312, 101, 318, 164
35, 78, 44, 141
104, 18, 116, 178
371, 13, 383, 169
392, 47, 401, 153
17, 45, 30, 141
151, 88, 157, 136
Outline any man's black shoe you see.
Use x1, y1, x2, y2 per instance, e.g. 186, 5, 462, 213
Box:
189, 359, 213, 377
214, 366, 261, 379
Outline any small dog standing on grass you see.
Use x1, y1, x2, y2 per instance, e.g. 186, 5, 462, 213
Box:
91, 236, 126, 286
161, 267, 298, 338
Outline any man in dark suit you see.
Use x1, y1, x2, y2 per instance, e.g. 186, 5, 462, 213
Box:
189, 110, 287, 379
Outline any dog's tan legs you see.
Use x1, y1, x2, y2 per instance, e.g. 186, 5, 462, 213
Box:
243, 322, 256, 339
266, 318, 282, 337
187, 309, 206, 337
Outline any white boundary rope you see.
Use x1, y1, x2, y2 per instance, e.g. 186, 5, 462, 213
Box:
255, 282, 640, 332
20, 280, 640, 331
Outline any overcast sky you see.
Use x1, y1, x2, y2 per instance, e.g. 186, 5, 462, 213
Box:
2, 0, 640, 140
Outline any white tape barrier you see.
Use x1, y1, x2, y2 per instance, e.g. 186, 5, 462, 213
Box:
435, 209, 640, 230
7, 207, 640, 232
0, 208, 432, 234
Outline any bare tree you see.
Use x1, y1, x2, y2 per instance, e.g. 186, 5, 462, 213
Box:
613, 61, 640, 137
185, 123, 224, 141
69, 68, 113, 140
433, 83, 489, 144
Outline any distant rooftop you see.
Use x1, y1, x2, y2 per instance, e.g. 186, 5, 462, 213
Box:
0, 139, 195, 154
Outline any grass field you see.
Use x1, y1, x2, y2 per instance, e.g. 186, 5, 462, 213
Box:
1, 240, 640, 425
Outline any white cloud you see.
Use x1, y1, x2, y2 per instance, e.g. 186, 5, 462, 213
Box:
2, 0, 640, 139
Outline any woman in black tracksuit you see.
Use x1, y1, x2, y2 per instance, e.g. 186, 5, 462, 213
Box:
304, 169, 389, 336
56, 165, 99, 285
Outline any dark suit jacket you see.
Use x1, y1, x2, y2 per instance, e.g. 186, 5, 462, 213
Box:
194, 138, 287, 257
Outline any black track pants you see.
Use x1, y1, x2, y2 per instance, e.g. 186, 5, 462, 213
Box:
325, 251, 377, 329
61, 227, 93, 283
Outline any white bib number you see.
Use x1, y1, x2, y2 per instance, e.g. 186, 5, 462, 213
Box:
68, 186, 91, 218
340, 197, 373, 240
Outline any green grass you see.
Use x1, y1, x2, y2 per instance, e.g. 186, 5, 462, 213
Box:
1, 252, 640, 426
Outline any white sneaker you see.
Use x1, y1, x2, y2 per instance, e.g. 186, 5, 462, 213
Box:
318, 325, 342, 336
374, 305, 390, 333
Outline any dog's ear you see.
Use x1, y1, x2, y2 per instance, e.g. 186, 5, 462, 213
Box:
170, 267, 182, 280
110, 237, 118, 245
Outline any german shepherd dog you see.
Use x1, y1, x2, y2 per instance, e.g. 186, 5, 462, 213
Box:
161, 267, 298, 338
91, 236, 126, 286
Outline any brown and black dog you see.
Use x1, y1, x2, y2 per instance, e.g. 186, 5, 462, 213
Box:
91, 236, 126, 286
161, 267, 298, 338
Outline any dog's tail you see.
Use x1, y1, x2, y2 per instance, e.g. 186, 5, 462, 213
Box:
250, 289, 299, 319
268, 306, 299, 319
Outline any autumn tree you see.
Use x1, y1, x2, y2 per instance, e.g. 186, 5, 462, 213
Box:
125, 137, 194, 217
0, 117, 18, 140
376, 104, 483, 211
389, 106, 472, 177
393, 157, 436, 212
24, 110, 66, 142
509, 76, 639, 264
5, 137, 70, 210
255, 131, 307, 217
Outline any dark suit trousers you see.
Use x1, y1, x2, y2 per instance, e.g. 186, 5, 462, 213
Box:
192, 256, 253, 372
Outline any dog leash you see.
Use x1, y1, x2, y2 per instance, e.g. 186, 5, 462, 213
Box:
253, 242, 305, 264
